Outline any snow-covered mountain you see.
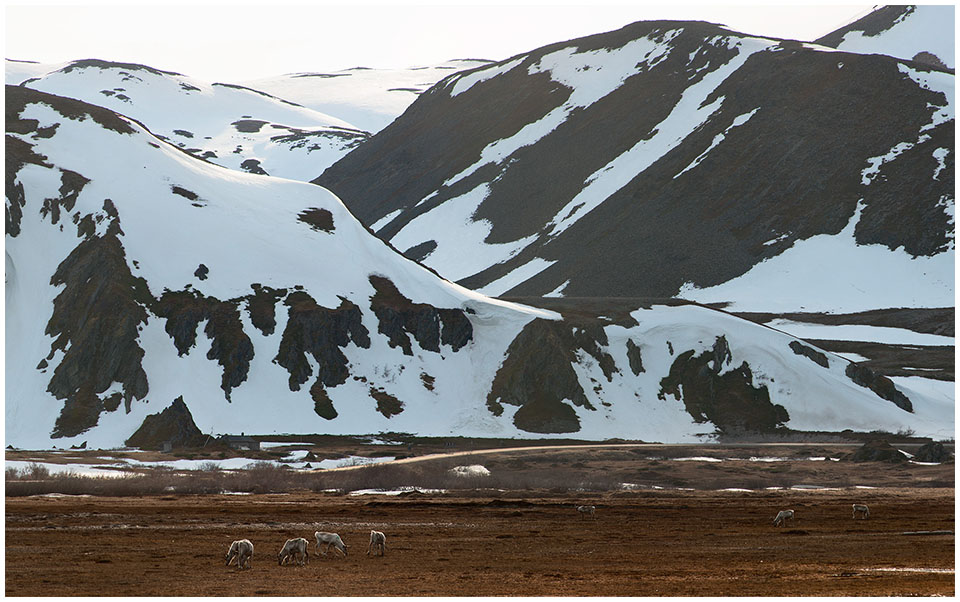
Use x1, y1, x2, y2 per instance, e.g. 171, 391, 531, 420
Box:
8, 59, 369, 181
815, 5, 955, 70
7, 85, 952, 448
243, 59, 493, 134
315, 15, 953, 312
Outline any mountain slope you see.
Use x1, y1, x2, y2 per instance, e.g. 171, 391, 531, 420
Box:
815, 5, 954, 70
7, 85, 951, 448
242, 60, 493, 134
314, 19, 954, 312
10, 59, 369, 181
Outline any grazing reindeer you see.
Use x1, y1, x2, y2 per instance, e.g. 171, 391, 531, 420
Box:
852, 504, 870, 519
226, 539, 254, 570
367, 530, 386, 556
773, 509, 794, 527
314, 531, 348, 557
278, 537, 309, 566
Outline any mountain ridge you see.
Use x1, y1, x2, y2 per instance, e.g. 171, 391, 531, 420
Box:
315, 17, 953, 309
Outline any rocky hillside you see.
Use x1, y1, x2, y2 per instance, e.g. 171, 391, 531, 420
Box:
315, 16, 953, 310
7, 85, 951, 448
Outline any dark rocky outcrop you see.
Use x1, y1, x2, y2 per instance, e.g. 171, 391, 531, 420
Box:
298, 207, 335, 233
275, 291, 370, 392
153, 290, 255, 400
240, 158, 268, 175
659, 337, 789, 434
845, 363, 913, 412
40, 169, 89, 226
625, 339, 645, 375
913, 441, 953, 463
5, 136, 46, 236
124, 396, 206, 450
370, 388, 404, 417
789, 340, 829, 368
310, 383, 338, 420
486, 318, 606, 434
849, 439, 908, 463
203, 301, 255, 401
7, 84, 135, 136
246, 284, 286, 336
369, 275, 473, 355
45, 200, 150, 438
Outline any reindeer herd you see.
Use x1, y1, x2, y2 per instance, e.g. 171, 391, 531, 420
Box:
225, 530, 384, 570
225, 503, 873, 571
773, 504, 871, 527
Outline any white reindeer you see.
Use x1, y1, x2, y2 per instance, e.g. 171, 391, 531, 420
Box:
577, 505, 596, 519
773, 509, 794, 527
314, 531, 348, 557
225, 539, 254, 570
278, 537, 309, 566
367, 530, 386, 556
852, 504, 870, 519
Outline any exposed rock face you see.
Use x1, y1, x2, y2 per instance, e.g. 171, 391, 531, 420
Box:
246, 284, 285, 336
124, 396, 206, 450
486, 318, 607, 434
845, 363, 913, 412
40, 169, 89, 226
153, 290, 255, 400
789, 341, 830, 368
297, 207, 335, 232
368, 275, 473, 354
849, 439, 908, 463
626, 339, 645, 375
913, 441, 953, 463
45, 200, 150, 438
659, 336, 789, 434
370, 387, 404, 418
310, 384, 337, 420
275, 291, 370, 392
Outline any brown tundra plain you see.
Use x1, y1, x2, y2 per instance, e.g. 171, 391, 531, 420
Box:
5, 441, 955, 596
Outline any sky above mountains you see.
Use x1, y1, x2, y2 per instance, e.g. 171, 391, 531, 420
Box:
6, 2, 875, 82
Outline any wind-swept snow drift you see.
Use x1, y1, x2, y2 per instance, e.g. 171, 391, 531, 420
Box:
6, 85, 952, 448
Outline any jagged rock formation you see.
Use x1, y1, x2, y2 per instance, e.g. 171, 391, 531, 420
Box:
369, 275, 473, 355
275, 291, 370, 392
125, 396, 206, 450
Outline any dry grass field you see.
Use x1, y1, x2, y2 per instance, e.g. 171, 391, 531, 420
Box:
6, 443, 955, 596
